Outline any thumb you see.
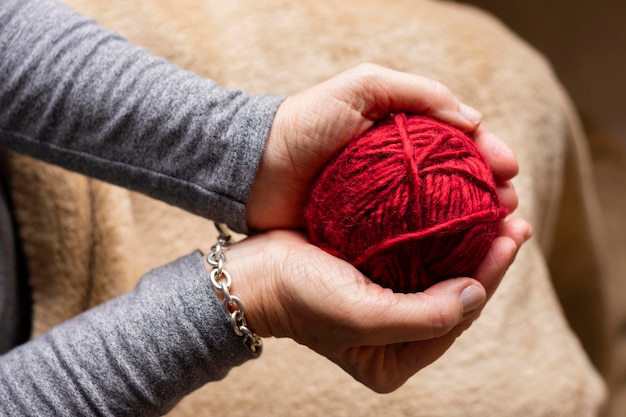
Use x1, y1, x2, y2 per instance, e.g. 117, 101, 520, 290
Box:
337, 63, 483, 131
345, 278, 486, 347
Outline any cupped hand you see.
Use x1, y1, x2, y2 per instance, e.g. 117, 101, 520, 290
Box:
223, 217, 531, 393
247, 63, 519, 230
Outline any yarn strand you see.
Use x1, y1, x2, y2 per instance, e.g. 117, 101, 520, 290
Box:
305, 114, 507, 293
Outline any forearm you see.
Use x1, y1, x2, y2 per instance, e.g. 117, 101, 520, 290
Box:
0, 0, 283, 233
0, 252, 254, 416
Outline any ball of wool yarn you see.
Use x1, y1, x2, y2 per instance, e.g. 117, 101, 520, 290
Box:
304, 113, 507, 293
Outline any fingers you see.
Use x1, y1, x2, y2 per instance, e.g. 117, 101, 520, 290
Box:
497, 181, 518, 213
472, 128, 519, 212
500, 216, 533, 249
338, 63, 482, 132
337, 277, 485, 347
473, 217, 532, 297
230, 222, 532, 395
473, 127, 519, 181
342, 217, 532, 347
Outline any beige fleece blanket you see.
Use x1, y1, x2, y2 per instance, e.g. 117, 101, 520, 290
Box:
3, 0, 615, 415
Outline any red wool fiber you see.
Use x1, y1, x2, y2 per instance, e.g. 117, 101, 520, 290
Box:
304, 113, 507, 293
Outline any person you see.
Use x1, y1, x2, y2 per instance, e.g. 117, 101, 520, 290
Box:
0, 0, 531, 415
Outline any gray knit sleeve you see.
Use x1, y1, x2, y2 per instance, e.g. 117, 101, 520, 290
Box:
0, 0, 284, 233
0, 252, 256, 416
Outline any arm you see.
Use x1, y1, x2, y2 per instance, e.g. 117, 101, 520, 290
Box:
0, 0, 530, 409
0, 0, 509, 235
216, 218, 531, 393
0, 217, 530, 415
0, 0, 283, 233
0, 252, 254, 416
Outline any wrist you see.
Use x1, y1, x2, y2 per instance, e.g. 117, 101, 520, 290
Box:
205, 223, 263, 354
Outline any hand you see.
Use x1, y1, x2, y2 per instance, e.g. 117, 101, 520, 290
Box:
225, 217, 531, 393
247, 63, 518, 230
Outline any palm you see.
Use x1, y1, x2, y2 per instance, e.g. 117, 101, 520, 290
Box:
246, 64, 518, 230
234, 64, 530, 393
227, 216, 529, 393
340, 337, 460, 393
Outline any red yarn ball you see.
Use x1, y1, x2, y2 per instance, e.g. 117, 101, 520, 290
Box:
304, 113, 507, 293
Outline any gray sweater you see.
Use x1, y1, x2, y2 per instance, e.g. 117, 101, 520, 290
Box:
0, 0, 284, 414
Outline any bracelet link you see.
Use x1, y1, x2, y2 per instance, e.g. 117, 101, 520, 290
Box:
206, 223, 262, 355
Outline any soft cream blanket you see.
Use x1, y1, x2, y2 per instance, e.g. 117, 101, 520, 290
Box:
3, 0, 614, 415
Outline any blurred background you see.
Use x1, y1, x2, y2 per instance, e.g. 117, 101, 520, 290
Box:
457, 0, 625, 152
456, 2, 625, 416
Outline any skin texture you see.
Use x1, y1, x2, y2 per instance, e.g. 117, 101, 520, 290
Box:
247, 63, 517, 230
222, 219, 530, 393
233, 63, 531, 393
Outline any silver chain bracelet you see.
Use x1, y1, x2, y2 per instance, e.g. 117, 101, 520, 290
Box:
206, 223, 262, 355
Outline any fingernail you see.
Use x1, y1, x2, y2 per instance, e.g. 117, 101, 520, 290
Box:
461, 285, 485, 313
459, 103, 482, 125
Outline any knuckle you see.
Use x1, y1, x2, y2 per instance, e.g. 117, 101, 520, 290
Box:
427, 79, 454, 103
349, 63, 385, 87
428, 300, 458, 337
353, 62, 380, 75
